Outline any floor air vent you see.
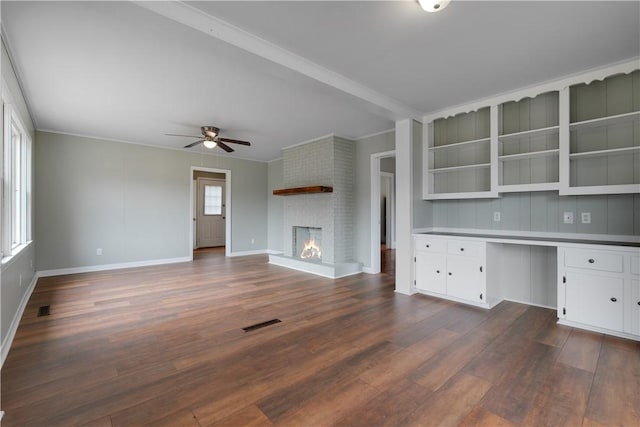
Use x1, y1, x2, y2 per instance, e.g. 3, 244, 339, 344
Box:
242, 318, 281, 332
37, 305, 51, 317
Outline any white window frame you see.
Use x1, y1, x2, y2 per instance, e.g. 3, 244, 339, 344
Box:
2, 101, 32, 259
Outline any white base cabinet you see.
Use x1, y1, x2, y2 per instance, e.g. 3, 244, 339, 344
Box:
558, 247, 640, 340
414, 235, 490, 308
413, 233, 639, 341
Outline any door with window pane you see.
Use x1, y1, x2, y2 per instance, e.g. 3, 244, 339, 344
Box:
196, 178, 225, 248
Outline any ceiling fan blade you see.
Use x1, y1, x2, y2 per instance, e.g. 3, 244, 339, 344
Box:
184, 139, 205, 148
216, 141, 235, 153
166, 133, 203, 138
218, 138, 251, 146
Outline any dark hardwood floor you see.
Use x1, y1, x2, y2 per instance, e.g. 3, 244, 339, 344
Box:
1, 250, 638, 426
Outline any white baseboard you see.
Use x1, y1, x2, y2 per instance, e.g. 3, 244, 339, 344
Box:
1, 272, 38, 368
227, 249, 270, 257
37, 256, 191, 277
361, 266, 376, 274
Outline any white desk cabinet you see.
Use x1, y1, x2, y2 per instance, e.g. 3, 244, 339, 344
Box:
414, 235, 488, 308
558, 246, 640, 340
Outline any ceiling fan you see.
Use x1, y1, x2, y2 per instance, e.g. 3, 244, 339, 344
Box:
166, 126, 251, 153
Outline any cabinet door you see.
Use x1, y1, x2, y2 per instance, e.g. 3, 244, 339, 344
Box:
629, 279, 640, 336
416, 252, 446, 295
446, 255, 482, 302
565, 271, 624, 332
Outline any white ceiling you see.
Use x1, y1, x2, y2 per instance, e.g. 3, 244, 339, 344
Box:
2, 1, 639, 162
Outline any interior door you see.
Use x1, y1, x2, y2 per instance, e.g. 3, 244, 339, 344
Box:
196, 178, 225, 248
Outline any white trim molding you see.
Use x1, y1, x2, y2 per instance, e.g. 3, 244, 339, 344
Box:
227, 249, 271, 257
37, 257, 191, 278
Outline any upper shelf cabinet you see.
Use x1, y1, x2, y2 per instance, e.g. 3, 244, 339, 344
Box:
422, 60, 639, 200
498, 91, 560, 192
561, 70, 640, 195
424, 107, 497, 199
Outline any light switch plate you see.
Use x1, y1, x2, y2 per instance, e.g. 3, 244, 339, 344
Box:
581, 212, 591, 224
563, 212, 574, 224
493, 212, 501, 222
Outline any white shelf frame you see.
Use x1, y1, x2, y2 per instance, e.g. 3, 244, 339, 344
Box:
569, 146, 640, 160
428, 137, 490, 152
569, 110, 640, 130
499, 125, 560, 142
430, 163, 491, 174
499, 148, 560, 162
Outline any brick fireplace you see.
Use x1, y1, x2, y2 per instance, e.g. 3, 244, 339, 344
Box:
269, 135, 361, 278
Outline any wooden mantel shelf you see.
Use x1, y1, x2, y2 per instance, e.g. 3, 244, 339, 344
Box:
273, 186, 333, 196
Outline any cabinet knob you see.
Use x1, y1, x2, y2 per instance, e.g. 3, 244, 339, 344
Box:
436, 270, 440, 274
588, 258, 595, 264
460, 248, 464, 252
448, 272, 452, 276
610, 297, 617, 302
426, 244, 430, 248
637, 301, 640, 306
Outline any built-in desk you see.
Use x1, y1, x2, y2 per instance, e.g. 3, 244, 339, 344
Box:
412, 231, 640, 341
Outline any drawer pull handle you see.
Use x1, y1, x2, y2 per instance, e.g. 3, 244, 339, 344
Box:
588, 258, 595, 264
610, 297, 617, 302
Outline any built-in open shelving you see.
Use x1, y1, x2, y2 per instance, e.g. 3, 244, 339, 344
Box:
424, 107, 496, 199
422, 60, 639, 200
497, 91, 560, 192
565, 70, 640, 194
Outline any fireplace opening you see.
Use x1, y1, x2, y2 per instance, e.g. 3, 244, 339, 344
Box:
293, 226, 322, 262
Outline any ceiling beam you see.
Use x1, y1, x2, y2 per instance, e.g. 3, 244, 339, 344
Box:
133, 1, 422, 121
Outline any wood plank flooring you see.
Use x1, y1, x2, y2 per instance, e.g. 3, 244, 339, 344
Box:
1, 248, 639, 426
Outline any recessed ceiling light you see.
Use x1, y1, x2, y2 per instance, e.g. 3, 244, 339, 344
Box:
418, 0, 451, 13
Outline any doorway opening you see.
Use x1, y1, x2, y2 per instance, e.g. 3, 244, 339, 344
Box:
190, 166, 231, 259
370, 150, 396, 275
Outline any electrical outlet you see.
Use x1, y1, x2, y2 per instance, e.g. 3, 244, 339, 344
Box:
493, 212, 501, 222
96, 248, 103, 256
563, 212, 574, 224
581, 212, 591, 224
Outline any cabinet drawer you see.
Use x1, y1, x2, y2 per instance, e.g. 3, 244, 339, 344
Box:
564, 249, 624, 273
447, 240, 483, 257
414, 237, 446, 253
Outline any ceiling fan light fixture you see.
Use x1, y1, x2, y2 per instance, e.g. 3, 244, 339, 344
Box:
201, 126, 219, 139
418, 0, 450, 12
203, 139, 217, 149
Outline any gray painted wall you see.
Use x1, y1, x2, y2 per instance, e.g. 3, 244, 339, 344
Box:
354, 131, 395, 269
412, 121, 432, 230
1, 39, 37, 350
267, 159, 284, 252
430, 192, 640, 236
35, 131, 268, 271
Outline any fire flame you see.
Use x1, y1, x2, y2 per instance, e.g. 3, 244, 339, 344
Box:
300, 238, 322, 260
